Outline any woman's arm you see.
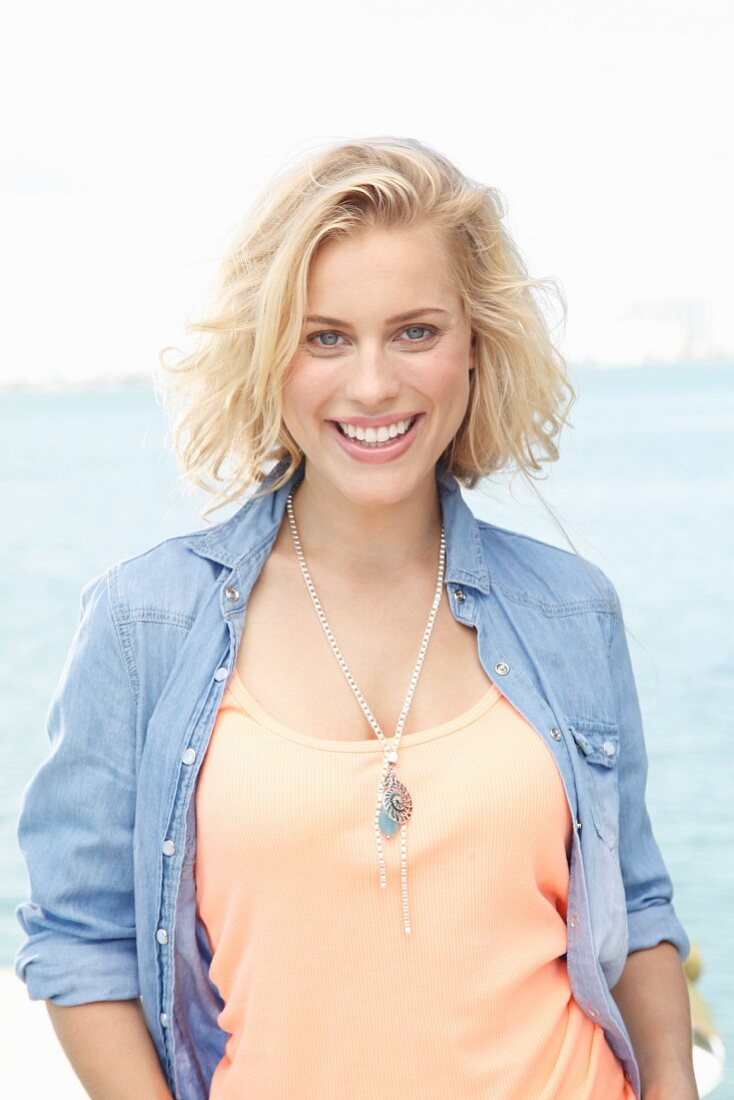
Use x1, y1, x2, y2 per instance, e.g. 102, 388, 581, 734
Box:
14, 571, 168, 1091
601, 573, 691, 959
610, 941, 696, 1100
15, 568, 142, 1005
46, 999, 173, 1100
596, 573, 696, 1097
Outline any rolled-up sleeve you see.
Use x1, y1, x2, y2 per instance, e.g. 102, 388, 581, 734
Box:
603, 572, 690, 962
14, 566, 141, 1004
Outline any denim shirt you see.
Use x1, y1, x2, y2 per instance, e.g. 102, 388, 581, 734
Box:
14, 456, 689, 1100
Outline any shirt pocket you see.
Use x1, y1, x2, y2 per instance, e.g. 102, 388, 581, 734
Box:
566, 718, 621, 851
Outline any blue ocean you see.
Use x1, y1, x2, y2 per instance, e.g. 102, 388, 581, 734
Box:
1, 363, 732, 1091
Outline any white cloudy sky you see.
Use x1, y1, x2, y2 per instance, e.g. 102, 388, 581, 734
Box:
1, 0, 732, 385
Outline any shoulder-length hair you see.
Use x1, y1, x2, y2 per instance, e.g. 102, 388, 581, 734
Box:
156, 135, 575, 521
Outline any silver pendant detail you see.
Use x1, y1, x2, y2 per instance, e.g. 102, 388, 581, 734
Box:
379, 769, 413, 837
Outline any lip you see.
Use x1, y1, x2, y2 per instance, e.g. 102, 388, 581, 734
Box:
325, 413, 424, 464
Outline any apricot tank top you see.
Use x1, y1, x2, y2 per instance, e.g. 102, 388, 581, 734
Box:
194, 667, 636, 1099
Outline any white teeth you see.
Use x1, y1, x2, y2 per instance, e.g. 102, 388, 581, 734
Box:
337, 416, 415, 445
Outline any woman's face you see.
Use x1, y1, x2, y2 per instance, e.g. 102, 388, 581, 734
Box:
281, 223, 475, 507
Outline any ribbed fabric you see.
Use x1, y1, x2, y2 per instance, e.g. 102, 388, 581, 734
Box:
194, 667, 636, 1099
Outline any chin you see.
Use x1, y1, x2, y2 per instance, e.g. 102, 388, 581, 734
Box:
324, 459, 437, 505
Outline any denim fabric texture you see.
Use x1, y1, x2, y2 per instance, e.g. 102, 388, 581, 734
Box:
14, 456, 689, 1100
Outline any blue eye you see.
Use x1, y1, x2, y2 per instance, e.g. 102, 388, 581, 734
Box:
309, 331, 343, 347
403, 325, 432, 340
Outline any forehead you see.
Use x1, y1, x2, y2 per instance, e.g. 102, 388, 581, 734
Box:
307, 224, 457, 303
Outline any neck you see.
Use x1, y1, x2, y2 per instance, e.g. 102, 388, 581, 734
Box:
286, 461, 443, 578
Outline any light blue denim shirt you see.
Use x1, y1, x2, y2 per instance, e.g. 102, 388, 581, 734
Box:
15, 456, 689, 1100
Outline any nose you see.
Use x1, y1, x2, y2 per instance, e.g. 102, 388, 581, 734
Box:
342, 342, 401, 406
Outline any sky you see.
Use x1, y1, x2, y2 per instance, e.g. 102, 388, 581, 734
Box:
1, 0, 732, 386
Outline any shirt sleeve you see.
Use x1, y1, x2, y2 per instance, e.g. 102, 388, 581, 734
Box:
602, 571, 691, 962
14, 566, 141, 1004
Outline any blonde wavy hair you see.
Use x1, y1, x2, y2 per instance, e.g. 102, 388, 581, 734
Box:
156, 135, 576, 522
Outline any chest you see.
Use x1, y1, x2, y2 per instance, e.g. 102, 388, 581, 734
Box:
233, 552, 493, 743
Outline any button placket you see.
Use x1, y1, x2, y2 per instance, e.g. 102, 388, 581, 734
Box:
152, 610, 240, 1077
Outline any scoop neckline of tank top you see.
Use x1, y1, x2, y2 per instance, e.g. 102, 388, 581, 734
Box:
226, 665, 502, 751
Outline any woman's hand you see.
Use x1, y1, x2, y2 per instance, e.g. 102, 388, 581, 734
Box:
610, 940, 698, 1099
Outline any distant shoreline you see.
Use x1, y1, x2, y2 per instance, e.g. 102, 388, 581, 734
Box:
1, 357, 733, 393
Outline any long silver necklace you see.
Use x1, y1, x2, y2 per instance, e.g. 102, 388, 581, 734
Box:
286, 486, 446, 935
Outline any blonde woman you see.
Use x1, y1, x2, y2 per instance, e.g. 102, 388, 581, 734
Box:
15, 137, 697, 1099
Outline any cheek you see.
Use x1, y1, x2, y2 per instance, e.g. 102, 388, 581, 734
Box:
419, 354, 472, 408
283, 360, 314, 413
282, 359, 330, 420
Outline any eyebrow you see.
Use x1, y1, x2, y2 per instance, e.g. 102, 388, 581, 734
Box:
304, 307, 450, 326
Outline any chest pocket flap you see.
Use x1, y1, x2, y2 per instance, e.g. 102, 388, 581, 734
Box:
566, 719, 620, 849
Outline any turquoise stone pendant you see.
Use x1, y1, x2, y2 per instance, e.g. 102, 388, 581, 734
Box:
378, 807, 400, 837
379, 770, 413, 838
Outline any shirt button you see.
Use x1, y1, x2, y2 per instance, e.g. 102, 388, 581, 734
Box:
550, 727, 562, 741
155, 928, 169, 945
160, 1011, 169, 1028
586, 1005, 601, 1019
568, 914, 579, 931
224, 586, 240, 602
494, 662, 510, 675
161, 839, 176, 856
454, 587, 466, 602
213, 666, 229, 682
602, 740, 616, 756
181, 747, 196, 766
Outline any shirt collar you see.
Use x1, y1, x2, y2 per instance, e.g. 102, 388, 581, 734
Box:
183, 457, 491, 595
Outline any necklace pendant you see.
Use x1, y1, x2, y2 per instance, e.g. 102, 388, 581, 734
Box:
379, 769, 413, 838
378, 806, 400, 837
